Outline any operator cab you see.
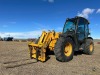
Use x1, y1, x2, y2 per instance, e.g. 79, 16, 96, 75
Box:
63, 16, 90, 41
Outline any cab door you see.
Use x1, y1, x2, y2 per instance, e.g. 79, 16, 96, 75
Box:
77, 18, 85, 41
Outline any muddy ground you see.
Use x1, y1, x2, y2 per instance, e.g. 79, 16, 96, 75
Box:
0, 40, 100, 75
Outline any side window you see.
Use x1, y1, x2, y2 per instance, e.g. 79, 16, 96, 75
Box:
77, 18, 85, 41
77, 25, 84, 33
85, 24, 89, 37
77, 18, 85, 33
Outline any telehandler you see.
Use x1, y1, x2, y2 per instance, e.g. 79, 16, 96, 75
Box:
28, 16, 94, 62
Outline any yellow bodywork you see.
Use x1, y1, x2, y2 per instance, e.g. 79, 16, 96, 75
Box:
28, 30, 61, 62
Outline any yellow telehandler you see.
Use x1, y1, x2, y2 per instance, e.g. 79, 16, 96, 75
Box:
28, 16, 94, 62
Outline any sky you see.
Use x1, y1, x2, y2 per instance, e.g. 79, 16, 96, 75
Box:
0, 0, 100, 39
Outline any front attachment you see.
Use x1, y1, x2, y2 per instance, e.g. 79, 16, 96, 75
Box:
28, 31, 60, 62
28, 43, 46, 62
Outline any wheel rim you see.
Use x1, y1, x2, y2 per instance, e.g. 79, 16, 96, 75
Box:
64, 42, 72, 57
90, 43, 93, 52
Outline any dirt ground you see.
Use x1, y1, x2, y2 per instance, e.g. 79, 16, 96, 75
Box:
0, 40, 100, 75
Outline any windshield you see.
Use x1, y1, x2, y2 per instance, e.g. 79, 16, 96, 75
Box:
63, 21, 75, 33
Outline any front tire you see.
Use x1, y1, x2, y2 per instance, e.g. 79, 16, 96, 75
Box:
54, 37, 74, 62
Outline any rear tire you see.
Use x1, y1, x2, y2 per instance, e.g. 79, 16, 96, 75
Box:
54, 37, 74, 62
83, 39, 94, 55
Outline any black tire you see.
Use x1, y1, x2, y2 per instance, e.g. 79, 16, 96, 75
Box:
83, 39, 94, 55
54, 37, 74, 62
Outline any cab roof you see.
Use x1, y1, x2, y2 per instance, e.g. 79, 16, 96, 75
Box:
66, 16, 90, 25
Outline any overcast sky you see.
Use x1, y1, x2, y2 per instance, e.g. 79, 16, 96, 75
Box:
0, 0, 100, 39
